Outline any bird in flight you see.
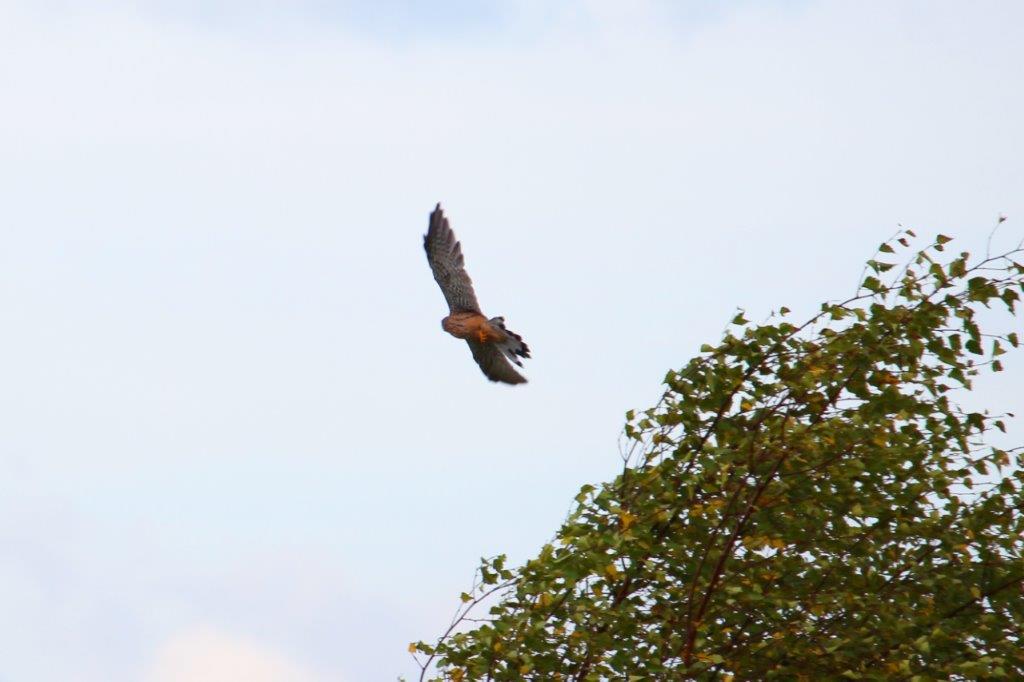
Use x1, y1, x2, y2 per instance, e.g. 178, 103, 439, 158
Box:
424, 204, 531, 385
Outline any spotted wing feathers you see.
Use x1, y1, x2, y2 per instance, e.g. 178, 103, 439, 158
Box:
424, 204, 481, 314
467, 340, 528, 385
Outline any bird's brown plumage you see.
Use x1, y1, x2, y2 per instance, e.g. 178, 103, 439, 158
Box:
468, 338, 527, 385
423, 206, 481, 314
423, 204, 530, 385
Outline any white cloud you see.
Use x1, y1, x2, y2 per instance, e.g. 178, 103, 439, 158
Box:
145, 626, 326, 682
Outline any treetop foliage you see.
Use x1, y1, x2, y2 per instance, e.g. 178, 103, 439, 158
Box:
412, 227, 1024, 680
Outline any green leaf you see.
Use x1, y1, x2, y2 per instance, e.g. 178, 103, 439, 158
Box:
862, 276, 883, 293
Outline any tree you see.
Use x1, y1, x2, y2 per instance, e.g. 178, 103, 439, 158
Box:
411, 228, 1024, 680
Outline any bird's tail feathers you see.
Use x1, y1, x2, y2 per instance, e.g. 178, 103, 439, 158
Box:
490, 316, 531, 367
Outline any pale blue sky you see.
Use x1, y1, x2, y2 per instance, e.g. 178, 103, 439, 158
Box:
1, 1, 1022, 680
90, 0, 750, 41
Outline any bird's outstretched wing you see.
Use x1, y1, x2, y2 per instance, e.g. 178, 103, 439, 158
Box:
424, 204, 481, 313
467, 340, 528, 385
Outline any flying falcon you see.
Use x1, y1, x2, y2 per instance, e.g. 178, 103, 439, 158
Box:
424, 204, 531, 385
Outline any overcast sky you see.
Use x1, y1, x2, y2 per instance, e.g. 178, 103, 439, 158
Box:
1, 1, 1023, 680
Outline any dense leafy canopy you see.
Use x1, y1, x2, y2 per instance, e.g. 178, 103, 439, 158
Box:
412, 229, 1024, 680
